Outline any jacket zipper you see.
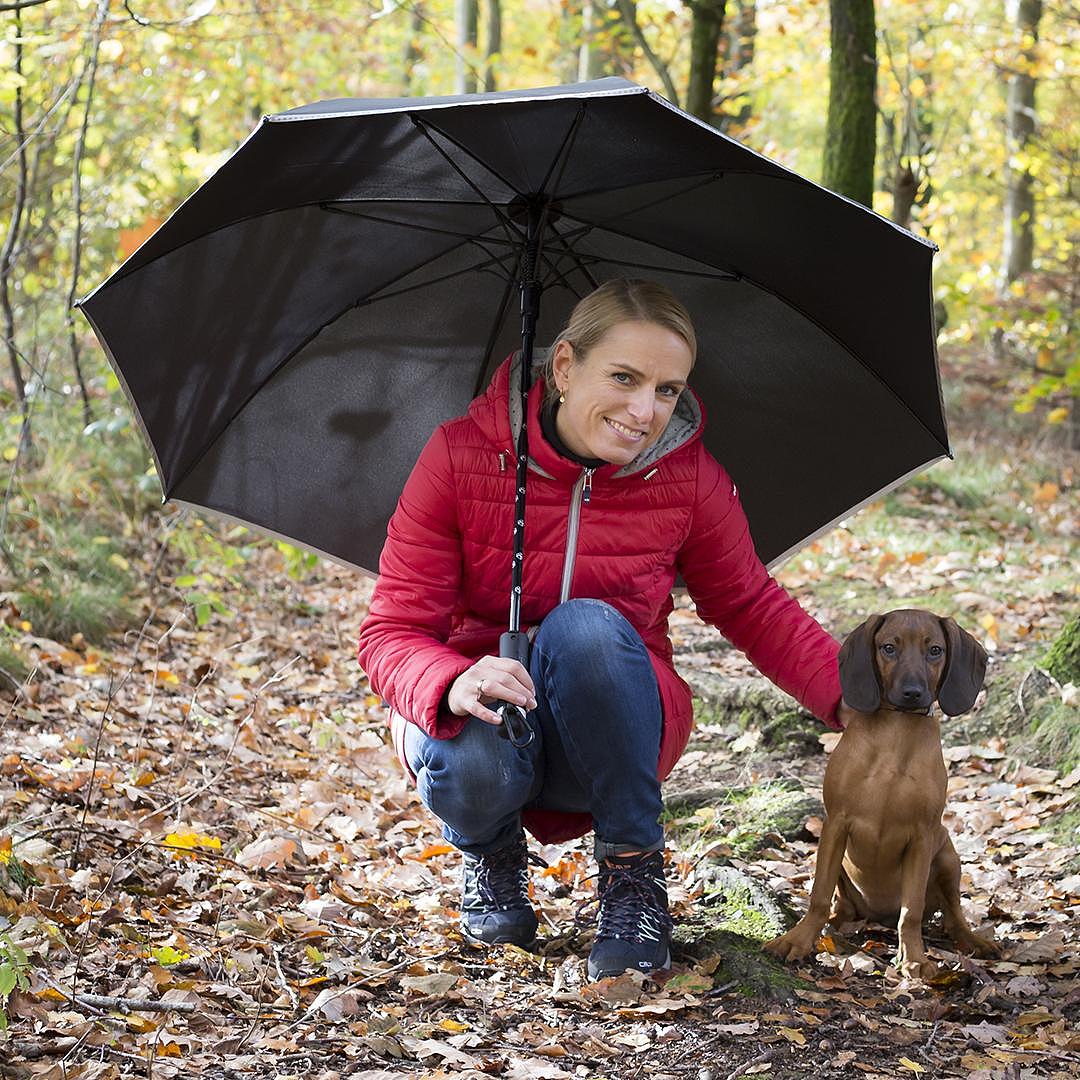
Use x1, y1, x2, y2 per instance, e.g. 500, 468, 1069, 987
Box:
559, 467, 594, 603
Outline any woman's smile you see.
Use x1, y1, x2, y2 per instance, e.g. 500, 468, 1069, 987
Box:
605, 417, 647, 441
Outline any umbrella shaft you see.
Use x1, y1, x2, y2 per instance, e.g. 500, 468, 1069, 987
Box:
508, 206, 544, 634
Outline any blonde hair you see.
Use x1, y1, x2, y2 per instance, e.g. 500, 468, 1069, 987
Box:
540, 279, 697, 404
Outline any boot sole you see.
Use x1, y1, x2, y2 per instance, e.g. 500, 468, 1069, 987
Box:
587, 948, 671, 981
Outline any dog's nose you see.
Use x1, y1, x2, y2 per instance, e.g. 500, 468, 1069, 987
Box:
900, 684, 931, 708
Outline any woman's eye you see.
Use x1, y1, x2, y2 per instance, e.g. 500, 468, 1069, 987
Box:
612, 372, 632, 384
658, 386, 678, 398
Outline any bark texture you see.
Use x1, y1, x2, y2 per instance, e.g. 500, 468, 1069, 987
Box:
455, 0, 478, 94
822, 0, 877, 207
685, 0, 728, 123
1001, 0, 1042, 289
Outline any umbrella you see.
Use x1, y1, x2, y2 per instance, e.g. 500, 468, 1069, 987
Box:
79, 75, 949, 595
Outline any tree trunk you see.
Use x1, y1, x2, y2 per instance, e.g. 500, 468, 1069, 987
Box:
0, 7, 28, 410
685, 0, 727, 124
558, 0, 583, 84
402, 2, 425, 93
1001, 0, 1042, 290
66, 0, 110, 430
455, 0, 478, 94
578, 0, 636, 81
729, 0, 756, 126
483, 0, 501, 92
822, 0, 877, 207
615, 0, 680, 106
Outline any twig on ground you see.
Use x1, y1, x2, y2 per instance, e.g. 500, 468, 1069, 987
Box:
140, 653, 302, 826
9, 1038, 82, 1059
723, 1046, 787, 1080
57, 990, 197, 1015
272, 946, 299, 1012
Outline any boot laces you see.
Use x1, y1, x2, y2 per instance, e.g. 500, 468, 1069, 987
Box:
470, 840, 530, 911
592, 854, 672, 944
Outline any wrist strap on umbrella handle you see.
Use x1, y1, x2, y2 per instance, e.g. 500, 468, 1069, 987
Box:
496, 630, 534, 747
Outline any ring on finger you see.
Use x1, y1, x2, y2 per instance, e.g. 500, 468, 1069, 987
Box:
477, 678, 486, 699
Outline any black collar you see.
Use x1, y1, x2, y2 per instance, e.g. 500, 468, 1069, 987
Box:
540, 399, 607, 469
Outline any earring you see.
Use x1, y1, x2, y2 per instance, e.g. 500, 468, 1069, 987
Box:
559, 392, 566, 404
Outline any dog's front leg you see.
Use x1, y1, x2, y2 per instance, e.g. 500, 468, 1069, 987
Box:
895, 834, 937, 980
765, 813, 850, 962
929, 834, 1001, 958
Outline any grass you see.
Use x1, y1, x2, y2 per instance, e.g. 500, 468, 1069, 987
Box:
0, 631, 30, 690
1, 391, 157, 644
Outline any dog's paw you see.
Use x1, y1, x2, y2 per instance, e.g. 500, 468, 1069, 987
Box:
963, 932, 1002, 959
895, 949, 939, 982
763, 929, 818, 962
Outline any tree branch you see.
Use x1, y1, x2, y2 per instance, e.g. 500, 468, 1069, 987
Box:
614, 0, 681, 107
65, 0, 110, 428
0, 5, 28, 411
0, 1, 54, 12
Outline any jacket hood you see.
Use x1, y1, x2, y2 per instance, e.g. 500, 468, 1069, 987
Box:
467, 351, 705, 479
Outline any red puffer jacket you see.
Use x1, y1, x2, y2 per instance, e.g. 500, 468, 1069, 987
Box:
358, 355, 842, 843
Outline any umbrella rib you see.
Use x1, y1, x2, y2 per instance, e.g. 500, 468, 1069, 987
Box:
166, 243, 519, 501
539, 227, 599, 293
321, 203, 520, 274
553, 251, 739, 283
578, 172, 725, 233
562, 212, 950, 453
411, 114, 526, 206
321, 204, 521, 248
537, 103, 587, 199
358, 251, 520, 306
410, 115, 523, 253
472, 269, 519, 400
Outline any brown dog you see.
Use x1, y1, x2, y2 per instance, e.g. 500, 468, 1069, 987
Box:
764, 609, 1000, 979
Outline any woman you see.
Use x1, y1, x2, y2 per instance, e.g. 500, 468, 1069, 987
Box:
357, 279, 844, 980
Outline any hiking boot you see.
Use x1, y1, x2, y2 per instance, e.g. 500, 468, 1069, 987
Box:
587, 850, 672, 980
460, 833, 538, 946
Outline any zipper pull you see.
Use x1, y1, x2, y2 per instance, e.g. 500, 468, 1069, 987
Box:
582, 468, 594, 505
498, 451, 507, 472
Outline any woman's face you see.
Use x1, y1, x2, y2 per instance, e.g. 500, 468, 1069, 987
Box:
551, 320, 693, 466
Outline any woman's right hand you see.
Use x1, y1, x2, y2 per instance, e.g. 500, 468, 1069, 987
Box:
447, 657, 537, 726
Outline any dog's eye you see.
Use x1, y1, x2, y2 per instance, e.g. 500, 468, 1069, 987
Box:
880, 643, 896, 656
928, 645, 944, 658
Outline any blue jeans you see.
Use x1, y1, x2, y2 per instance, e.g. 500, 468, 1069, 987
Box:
403, 599, 664, 859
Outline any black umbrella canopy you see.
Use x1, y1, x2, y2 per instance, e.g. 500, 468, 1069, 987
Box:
79, 77, 948, 574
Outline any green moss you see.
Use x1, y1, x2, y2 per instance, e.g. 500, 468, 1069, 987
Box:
674, 866, 805, 999
1047, 808, 1080, 875
667, 780, 821, 856
1043, 616, 1080, 685
1026, 698, 1080, 775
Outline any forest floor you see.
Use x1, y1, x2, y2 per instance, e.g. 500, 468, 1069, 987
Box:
0, 352, 1078, 1080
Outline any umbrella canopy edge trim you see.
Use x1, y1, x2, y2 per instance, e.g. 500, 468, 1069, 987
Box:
78, 301, 169, 501
169, 498, 375, 579
646, 92, 939, 253
74, 115, 272, 309
265, 80, 650, 123
764, 453, 952, 573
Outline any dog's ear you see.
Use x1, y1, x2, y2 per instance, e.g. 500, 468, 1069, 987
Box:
937, 617, 988, 716
838, 614, 885, 713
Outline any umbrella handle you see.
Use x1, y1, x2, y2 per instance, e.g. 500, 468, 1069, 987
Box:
496, 630, 534, 748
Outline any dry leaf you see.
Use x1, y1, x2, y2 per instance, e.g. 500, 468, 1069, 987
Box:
400, 972, 459, 996
236, 833, 299, 869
